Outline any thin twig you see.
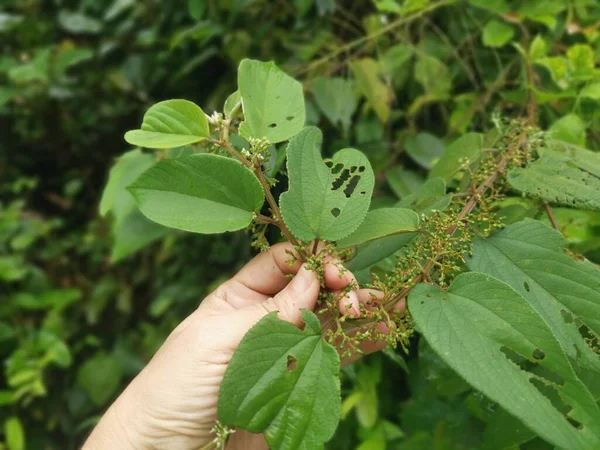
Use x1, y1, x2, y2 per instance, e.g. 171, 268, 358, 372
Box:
208, 138, 252, 167
544, 202, 560, 231
294, 0, 453, 76
253, 161, 307, 259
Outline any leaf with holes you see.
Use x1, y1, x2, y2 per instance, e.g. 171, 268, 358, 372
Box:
124, 99, 210, 148
467, 219, 600, 385
238, 59, 305, 143
280, 126, 374, 242
410, 272, 600, 450
128, 154, 264, 233
508, 151, 600, 211
337, 208, 419, 248
218, 310, 340, 450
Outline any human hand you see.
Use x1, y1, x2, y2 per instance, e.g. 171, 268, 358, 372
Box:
84, 243, 405, 450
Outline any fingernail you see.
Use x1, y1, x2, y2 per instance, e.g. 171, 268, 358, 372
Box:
290, 265, 315, 293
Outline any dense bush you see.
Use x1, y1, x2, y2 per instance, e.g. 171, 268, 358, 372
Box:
1, 0, 600, 449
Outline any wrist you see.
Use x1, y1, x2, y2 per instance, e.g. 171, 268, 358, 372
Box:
84, 382, 151, 450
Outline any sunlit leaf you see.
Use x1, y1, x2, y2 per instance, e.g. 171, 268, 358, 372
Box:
129, 154, 264, 233
238, 59, 305, 143
125, 99, 210, 149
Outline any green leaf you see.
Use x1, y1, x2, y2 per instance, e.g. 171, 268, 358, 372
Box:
396, 177, 450, 215
100, 150, 167, 261
238, 59, 305, 143
410, 272, 600, 450
581, 82, 600, 100
414, 55, 452, 98
346, 233, 416, 273
405, 133, 445, 169
337, 208, 419, 248
111, 209, 168, 262
469, 0, 510, 14
507, 151, 600, 211
529, 35, 546, 61
482, 20, 514, 48
188, 0, 206, 19
58, 11, 103, 34
351, 58, 392, 123
468, 219, 600, 378
567, 44, 596, 82
310, 76, 358, 132
0, 256, 28, 282
537, 56, 569, 89
386, 168, 424, 199
4, 417, 24, 450
280, 127, 374, 242
129, 153, 264, 233
8, 48, 51, 84
549, 113, 586, 146
224, 90, 242, 118
429, 133, 483, 182
548, 140, 600, 178
124, 99, 210, 149
218, 310, 340, 450
77, 354, 123, 406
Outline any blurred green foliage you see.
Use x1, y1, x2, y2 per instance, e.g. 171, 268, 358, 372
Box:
1, 0, 600, 448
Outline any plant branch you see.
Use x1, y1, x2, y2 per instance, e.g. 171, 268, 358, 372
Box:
294, 0, 453, 76
208, 138, 252, 167
381, 131, 529, 310
544, 202, 560, 231
210, 137, 306, 259
253, 161, 307, 259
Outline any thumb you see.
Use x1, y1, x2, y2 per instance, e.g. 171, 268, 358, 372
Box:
254, 264, 320, 326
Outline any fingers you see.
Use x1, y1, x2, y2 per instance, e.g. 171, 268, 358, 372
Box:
248, 264, 320, 326
232, 242, 302, 295
323, 262, 356, 291
340, 322, 391, 366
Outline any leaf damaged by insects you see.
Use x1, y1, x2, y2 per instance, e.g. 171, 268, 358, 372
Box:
409, 272, 600, 450
218, 310, 340, 450
280, 126, 375, 242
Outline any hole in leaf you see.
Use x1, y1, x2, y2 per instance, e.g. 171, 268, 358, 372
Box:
532, 348, 545, 360
287, 355, 297, 371
331, 169, 351, 190
360, 191, 366, 195
560, 309, 574, 324
567, 417, 584, 430
344, 175, 361, 198
524, 281, 530, 292
350, 166, 357, 173
331, 207, 341, 217
358, 166, 365, 173
330, 163, 344, 174
286, 116, 294, 121
268, 123, 277, 128
325, 161, 333, 168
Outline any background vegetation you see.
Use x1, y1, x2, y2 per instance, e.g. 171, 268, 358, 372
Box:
1, 0, 599, 448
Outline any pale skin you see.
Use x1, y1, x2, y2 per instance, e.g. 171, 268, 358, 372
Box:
84, 243, 405, 450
